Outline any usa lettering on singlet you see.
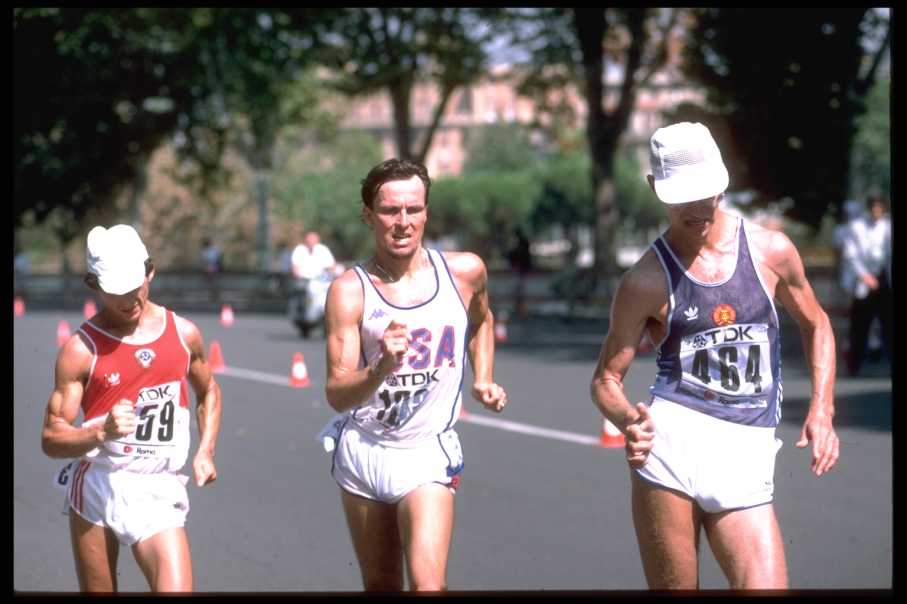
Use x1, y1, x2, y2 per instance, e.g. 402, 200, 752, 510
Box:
351, 249, 469, 446
649, 218, 783, 427
77, 309, 193, 473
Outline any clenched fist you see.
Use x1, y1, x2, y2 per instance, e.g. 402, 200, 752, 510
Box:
103, 398, 137, 440
472, 382, 508, 413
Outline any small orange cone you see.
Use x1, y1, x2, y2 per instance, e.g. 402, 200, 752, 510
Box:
56, 319, 71, 348
599, 418, 626, 448
208, 340, 225, 373
290, 352, 311, 388
220, 304, 234, 327
83, 299, 97, 319
13, 297, 25, 317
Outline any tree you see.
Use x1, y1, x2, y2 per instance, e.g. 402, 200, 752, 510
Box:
180, 8, 342, 271
319, 8, 494, 164
850, 76, 890, 199
677, 8, 890, 226
14, 8, 207, 272
504, 8, 685, 276
272, 131, 384, 261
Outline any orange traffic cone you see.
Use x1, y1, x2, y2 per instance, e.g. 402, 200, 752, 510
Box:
56, 319, 71, 348
289, 352, 311, 388
83, 299, 97, 320
599, 418, 626, 448
220, 304, 234, 327
208, 341, 225, 373
13, 297, 25, 317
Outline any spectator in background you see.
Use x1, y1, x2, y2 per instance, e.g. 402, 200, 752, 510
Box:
506, 227, 532, 319
14, 243, 30, 298
199, 238, 223, 303
291, 231, 336, 280
274, 240, 294, 295
839, 194, 892, 376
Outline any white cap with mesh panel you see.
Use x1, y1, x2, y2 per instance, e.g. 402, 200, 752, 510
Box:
86, 224, 150, 295
649, 122, 729, 205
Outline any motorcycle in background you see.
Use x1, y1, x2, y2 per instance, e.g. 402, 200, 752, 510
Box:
288, 270, 334, 338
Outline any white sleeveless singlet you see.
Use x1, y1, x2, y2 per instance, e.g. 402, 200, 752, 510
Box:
349, 249, 469, 447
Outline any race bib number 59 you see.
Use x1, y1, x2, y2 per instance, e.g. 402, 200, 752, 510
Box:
679, 323, 774, 399
106, 381, 188, 457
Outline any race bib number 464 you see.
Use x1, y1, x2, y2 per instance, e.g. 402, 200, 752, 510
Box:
679, 323, 774, 399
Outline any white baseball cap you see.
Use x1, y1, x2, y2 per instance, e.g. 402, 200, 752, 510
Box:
86, 224, 150, 295
649, 122, 729, 204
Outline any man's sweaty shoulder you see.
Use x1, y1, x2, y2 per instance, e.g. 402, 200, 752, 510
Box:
440, 251, 486, 287
616, 248, 669, 316
741, 220, 798, 291
325, 267, 365, 324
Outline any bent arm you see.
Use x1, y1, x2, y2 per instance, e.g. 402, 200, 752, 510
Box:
324, 272, 384, 412
462, 257, 495, 384
768, 231, 838, 474
590, 273, 653, 430
772, 235, 836, 422
179, 318, 222, 458
41, 336, 103, 459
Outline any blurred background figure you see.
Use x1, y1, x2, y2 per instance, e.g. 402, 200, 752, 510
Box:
506, 227, 532, 319
199, 237, 223, 303
274, 240, 294, 296
839, 193, 891, 376
14, 242, 30, 299
288, 231, 337, 337
291, 231, 336, 281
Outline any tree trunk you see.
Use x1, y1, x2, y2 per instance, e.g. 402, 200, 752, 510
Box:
389, 79, 414, 160
129, 160, 148, 236
255, 168, 271, 272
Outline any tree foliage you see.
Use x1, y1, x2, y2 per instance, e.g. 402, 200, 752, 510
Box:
14, 8, 204, 238
318, 8, 496, 164
677, 8, 890, 226
503, 8, 684, 274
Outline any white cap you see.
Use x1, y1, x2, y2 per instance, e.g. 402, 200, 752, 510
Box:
86, 225, 149, 295
649, 122, 729, 204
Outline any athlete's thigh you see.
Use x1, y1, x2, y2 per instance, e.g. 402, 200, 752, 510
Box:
69, 508, 120, 593
340, 488, 404, 590
131, 527, 193, 592
397, 482, 455, 591
702, 503, 788, 589
631, 471, 702, 590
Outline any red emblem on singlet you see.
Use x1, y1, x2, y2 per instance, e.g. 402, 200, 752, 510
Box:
712, 304, 736, 326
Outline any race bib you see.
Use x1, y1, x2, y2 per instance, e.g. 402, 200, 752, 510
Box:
679, 323, 774, 406
104, 381, 189, 459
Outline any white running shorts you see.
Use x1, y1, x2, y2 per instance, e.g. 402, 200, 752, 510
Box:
58, 460, 190, 545
331, 422, 464, 504
635, 396, 783, 513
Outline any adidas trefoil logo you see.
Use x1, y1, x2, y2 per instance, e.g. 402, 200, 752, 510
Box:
684, 306, 699, 321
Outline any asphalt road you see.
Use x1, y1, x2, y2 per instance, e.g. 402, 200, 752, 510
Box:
13, 310, 892, 593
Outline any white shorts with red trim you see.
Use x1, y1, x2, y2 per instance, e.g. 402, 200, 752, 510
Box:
635, 396, 783, 513
330, 422, 464, 504
55, 460, 190, 545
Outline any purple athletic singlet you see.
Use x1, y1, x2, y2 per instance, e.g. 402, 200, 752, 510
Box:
648, 218, 783, 427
